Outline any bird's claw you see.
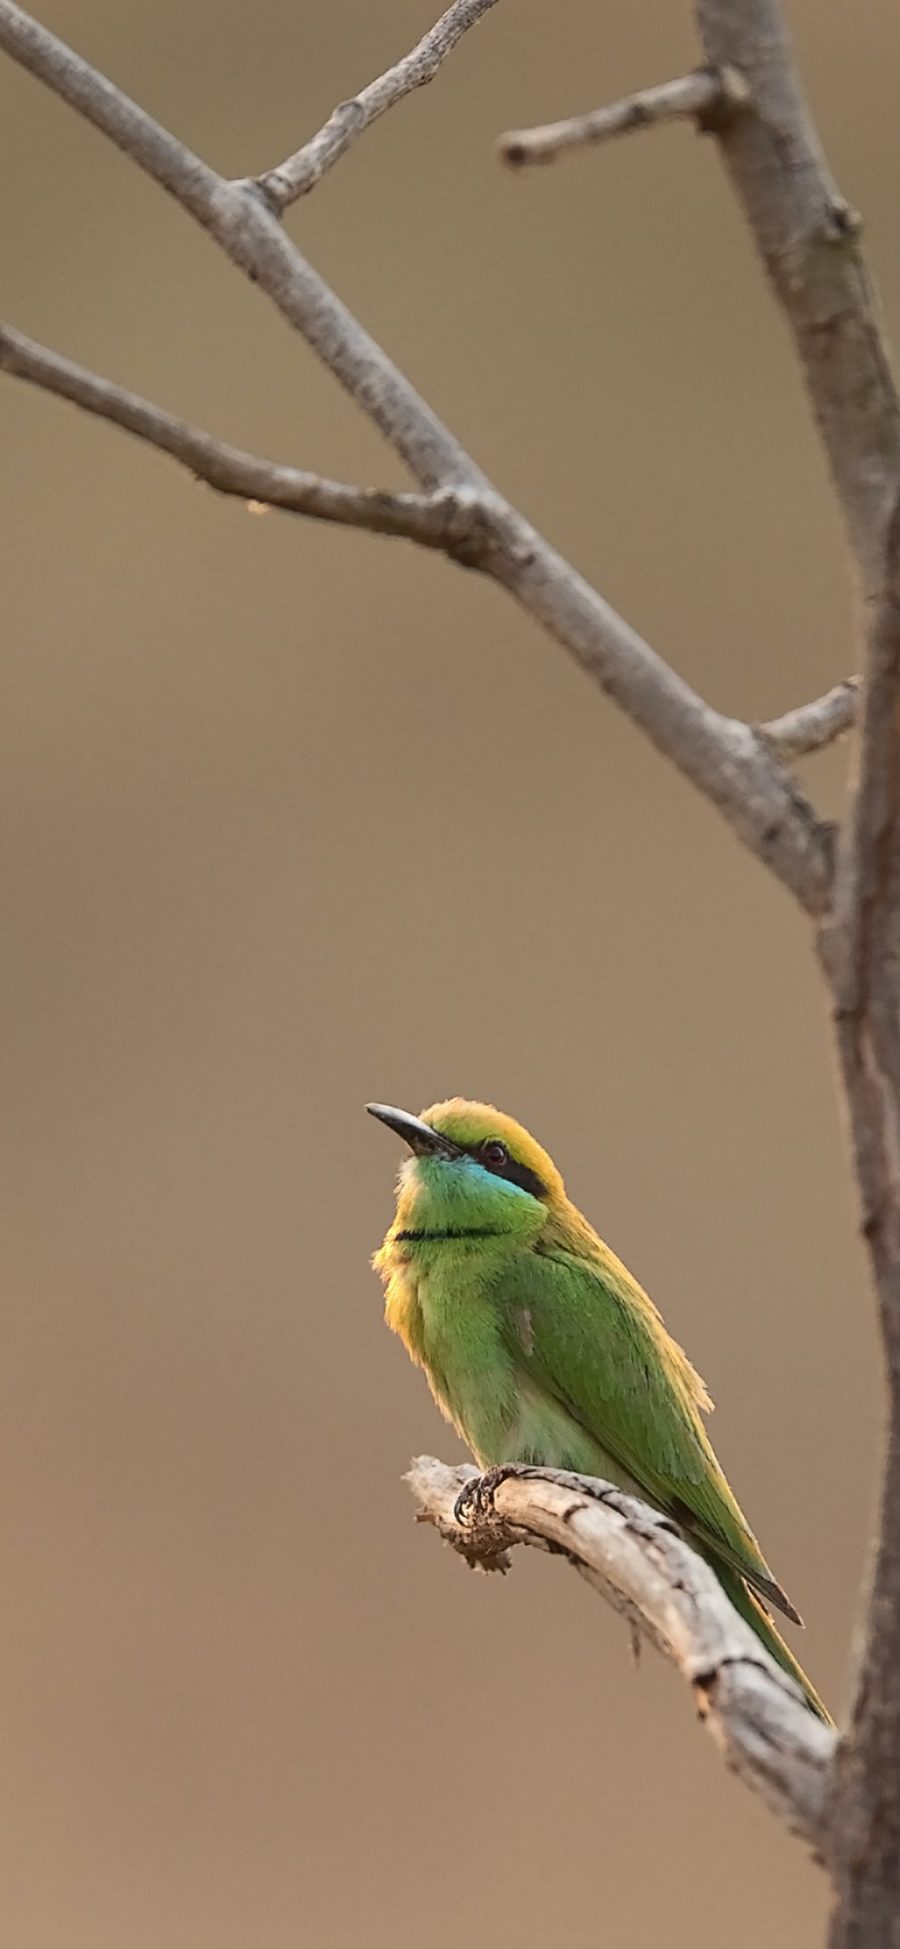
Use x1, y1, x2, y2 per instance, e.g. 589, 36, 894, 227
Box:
453, 1465, 518, 1527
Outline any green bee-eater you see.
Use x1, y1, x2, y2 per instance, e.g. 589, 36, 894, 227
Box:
369, 1097, 831, 1723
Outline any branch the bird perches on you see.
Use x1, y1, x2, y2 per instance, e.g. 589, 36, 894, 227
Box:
407, 1458, 836, 1854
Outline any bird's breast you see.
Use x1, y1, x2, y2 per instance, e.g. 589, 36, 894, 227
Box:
382, 1244, 520, 1461
383, 1254, 427, 1365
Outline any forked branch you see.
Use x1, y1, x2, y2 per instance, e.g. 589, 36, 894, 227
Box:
0, 1, 834, 913
504, 2, 900, 594
0, 324, 475, 546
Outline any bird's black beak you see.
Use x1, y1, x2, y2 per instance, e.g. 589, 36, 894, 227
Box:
366, 1103, 462, 1159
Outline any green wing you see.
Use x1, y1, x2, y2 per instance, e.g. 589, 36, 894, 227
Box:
496, 1243, 801, 1625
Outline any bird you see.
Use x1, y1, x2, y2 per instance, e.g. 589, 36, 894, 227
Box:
368, 1095, 831, 1723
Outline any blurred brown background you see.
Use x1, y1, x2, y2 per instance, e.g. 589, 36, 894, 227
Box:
1, 3, 892, 1944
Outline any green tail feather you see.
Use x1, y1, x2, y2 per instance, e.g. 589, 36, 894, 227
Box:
712, 1565, 833, 1725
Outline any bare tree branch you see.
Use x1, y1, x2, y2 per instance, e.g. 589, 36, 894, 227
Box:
499, 67, 747, 168
408, 1458, 836, 1851
254, 0, 503, 212
510, 1, 900, 592
482, 509, 832, 912
759, 678, 859, 759
0, 2, 834, 914
0, 1, 221, 224
0, 1, 482, 494
0, 323, 474, 547
696, 0, 900, 600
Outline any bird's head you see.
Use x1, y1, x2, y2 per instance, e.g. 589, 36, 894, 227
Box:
367, 1097, 565, 1242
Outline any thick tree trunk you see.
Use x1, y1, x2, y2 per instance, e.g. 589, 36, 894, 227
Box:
819, 553, 900, 1944
826, 1411, 900, 1946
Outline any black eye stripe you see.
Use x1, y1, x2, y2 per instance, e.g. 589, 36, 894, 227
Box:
498, 1157, 548, 1198
459, 1141, 547, 1200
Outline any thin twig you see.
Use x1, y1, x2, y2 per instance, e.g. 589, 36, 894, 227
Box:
0, 323, 474, 547
255, 0, 503, 212
499, 67, 747, 168
408, 1458, 836, 1851
759, 677, 859, 758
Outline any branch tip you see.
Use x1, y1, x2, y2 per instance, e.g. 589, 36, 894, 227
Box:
759, 678, 860, 759
498, 66, 748, 169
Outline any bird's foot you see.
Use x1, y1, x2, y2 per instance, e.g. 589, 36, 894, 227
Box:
453, 1464, 520, 1527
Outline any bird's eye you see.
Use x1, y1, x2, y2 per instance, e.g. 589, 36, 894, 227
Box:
482, 1140, 509, 1170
